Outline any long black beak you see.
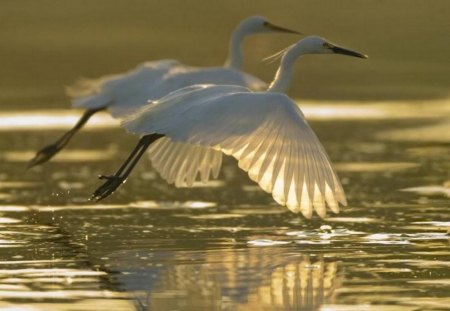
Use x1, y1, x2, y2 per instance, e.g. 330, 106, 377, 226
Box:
331, 46, 368, 59
265, 22, 302, 35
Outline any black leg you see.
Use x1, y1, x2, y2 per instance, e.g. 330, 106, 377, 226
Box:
28, 107, 106, 168
91, 134, 164, 201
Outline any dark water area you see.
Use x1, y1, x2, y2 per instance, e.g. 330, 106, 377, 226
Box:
1, 1, 450, 310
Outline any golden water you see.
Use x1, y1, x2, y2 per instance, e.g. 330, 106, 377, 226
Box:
1, 1, 449, 310
1, 101, 449, 310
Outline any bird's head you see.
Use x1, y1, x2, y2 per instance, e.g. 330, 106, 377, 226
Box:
296, 36, 368, 58
239, 16, 301, 35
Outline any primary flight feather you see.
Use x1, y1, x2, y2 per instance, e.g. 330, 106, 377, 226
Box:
92, 36, 367, 218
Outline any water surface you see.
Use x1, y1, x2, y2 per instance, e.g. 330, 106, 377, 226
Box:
1, 1, 449, 309
0, 101, 449, 310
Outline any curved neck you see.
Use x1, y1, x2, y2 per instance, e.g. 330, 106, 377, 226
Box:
267, 44, 306, 93
224, 24, 247, 70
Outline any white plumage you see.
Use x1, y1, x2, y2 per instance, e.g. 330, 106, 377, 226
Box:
148, 137, 223, 188
66, 15, 299, 118
124, 85, 346, 218
28, 16, 299, 168
68, 61, 267, 118
93, 36, 367, 218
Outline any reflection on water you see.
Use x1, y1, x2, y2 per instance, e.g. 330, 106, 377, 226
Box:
0, 213, 134, 310
401, 184, 450, 198
0, 100, 449, 310
2, 0, 450, 306
110, 249, 341, 311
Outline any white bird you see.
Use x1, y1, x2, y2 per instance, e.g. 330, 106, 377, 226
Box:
28, 16, 299, 168
91, 36, 367, 219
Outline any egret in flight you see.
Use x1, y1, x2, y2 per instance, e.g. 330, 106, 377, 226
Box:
28, 16, 299, 168
91, 36, 367, 219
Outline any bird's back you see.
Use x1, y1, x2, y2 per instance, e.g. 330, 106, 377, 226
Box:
67, 59, 182, 111
67, 60, 266, 118
162, 67, 266, 91
109, 66, 266, 118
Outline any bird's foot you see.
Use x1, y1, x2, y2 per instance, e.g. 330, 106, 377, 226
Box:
28, 144, 62, 168
90, 175, 126, 201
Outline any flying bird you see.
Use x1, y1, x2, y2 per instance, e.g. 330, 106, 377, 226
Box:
92, 36, 367, 218
28, 16, 299, 168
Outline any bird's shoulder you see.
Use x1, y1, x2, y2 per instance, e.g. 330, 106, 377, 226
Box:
222, 91, 300, 112
165, 66, 234, 80
140, 59, 183, 70
212, 91, 307, 131
154, 84, 251, 106
166, 66, 265, 90
207, 67, 267, 90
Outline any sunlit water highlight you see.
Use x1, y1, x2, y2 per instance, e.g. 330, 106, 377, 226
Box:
0, 100, 449, 310
0, 110, 118, 131
1, 97, 449, 130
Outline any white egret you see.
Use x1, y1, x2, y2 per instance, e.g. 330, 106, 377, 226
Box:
91, 36, 367, 218
28, 16, 299, 168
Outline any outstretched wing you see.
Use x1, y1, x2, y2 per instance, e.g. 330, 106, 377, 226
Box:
66, 60, 182, 111
148, 137, 222, 187
123, 86, 346, 218
125, 85, 245, 189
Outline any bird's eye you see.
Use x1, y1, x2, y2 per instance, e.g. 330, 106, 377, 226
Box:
323, 42, 334, 49
263, 21, 269, 26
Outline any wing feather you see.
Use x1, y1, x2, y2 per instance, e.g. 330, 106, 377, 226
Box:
167, 144, 190, 184
211, 151, 223, 179
248, 121, 278, 182
123, 86, 345, 218
283, 134, 294, 201
270, 125, 287, 191
161, 142, 182, 178
185, 148, 206, 186
256, 123, 281, 183
147, 137, 223, 188
152, 138, 173, 168
149, 137, 168, 162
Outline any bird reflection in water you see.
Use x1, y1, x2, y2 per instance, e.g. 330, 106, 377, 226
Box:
109, 248, 342, 311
